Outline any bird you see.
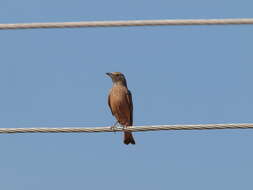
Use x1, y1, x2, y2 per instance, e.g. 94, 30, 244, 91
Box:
106, 72, 136, 145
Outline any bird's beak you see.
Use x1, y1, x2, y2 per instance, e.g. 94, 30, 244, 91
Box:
106, 72, 112, 77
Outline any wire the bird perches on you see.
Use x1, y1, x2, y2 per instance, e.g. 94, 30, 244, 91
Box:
0, 123, 253, 134
0, 18, 253, 30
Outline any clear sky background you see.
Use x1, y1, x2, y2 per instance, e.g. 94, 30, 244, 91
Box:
0, 0, 253, 189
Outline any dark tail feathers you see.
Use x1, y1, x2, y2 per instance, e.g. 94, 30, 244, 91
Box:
124, 132, 136, 145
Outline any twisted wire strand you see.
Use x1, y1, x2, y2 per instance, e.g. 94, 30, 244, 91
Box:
0, 123, 253, 134
0, 18, 253, 30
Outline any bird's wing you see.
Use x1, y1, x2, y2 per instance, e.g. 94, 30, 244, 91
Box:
108, 90, 114, 115
126, 90, 133, 126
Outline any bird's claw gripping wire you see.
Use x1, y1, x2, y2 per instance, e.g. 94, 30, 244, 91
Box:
110, 121, 119, 133
122, 125, 127, 131
110, 125, 117, 132
110, 122, 129, 133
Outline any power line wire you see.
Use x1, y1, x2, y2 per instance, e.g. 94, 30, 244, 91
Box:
0, 18, 253, 30
0, 123, 253, 134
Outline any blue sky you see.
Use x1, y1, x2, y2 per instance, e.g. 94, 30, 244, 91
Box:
0, 0, 253, 189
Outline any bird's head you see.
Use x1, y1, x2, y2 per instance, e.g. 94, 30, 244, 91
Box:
106, 72, 127, 86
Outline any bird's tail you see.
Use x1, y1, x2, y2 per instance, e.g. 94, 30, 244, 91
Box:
124, 132, 136, 145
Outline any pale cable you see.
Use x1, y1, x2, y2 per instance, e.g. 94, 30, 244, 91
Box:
0, 123, 253, 134
0, 18, 253, 30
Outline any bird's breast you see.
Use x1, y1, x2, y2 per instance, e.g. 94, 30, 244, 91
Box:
108, 84, 132, 126
109, 86, 127, 104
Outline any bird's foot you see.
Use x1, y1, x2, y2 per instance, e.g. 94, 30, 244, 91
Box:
122, 125, 128, 131
110, 121, 119, 132
110, 125, 117, 132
